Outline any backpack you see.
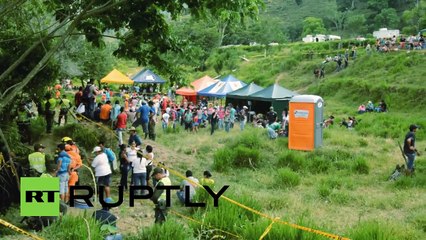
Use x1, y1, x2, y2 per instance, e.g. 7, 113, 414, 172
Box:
82, 84, 92, 100
105, 148, 118, 171
105, 148, 116, 162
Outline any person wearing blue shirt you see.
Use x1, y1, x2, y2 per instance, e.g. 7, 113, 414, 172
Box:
110, 100, 121, 124
136, 101, 150, 139
55, 144, 71, 202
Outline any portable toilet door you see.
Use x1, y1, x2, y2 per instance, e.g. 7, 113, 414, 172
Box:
288, 95, 323, 151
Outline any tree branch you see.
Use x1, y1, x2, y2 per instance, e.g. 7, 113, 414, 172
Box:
0, 0, 27, 19
0, 17, 71, 84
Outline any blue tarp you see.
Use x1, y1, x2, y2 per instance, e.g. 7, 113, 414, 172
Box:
197, 75, 246, 98
131, 69, 166, 84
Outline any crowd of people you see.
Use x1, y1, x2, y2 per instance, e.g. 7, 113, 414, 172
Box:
373, 34, 425, 53
357, 100, 387, 114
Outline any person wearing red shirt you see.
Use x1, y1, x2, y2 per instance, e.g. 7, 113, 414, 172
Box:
74, 87, 83, 107
116, 107, 128, 145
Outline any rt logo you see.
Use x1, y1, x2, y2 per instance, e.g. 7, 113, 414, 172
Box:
20, 177, 60, 216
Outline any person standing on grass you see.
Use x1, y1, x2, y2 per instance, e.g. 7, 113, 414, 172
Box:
144, 145, 154, 186
136, 101, 150, 139
239, 106, 248, 131
91, 146, 112, 199
128, 127, 142, 147
55, 144, 71, 202
162, 110, 170, 131
224, 106, 231, 133
148, 100, 157, 140
404, 124, 420, 174
74, 87, 83, 108
132, 151, 148, 195
150, 167, 172, 224
210, 107, 218, 135
44, 93, 56, 134
229, 104, 236, 128
110, 100, 121, 127
99, 100, 112, 125
119, 144, 130, 191
58, 95, 72, 126
218, 106, 225, 130
28, 143, 47, 177
115, 107, 127, 145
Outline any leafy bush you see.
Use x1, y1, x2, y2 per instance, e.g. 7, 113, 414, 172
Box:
29, 117, 46, 143
230, 128, 266, 150
213, 145, 260, 171
213, 148, 234, 172
127, 219, 193, 240
233, 146, 260, 168
277, 151, 306, 172
276, 168, 301, 188
53, 123, 117, 152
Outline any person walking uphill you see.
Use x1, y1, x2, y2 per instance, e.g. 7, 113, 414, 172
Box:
44, 93, 56, 133
404, 124, 420, 174
150, 167, 173, 224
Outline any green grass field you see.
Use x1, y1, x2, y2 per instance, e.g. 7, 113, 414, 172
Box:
1, 43, 425, 239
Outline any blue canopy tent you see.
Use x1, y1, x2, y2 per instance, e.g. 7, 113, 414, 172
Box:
197, 75, 246, 98
131, 69, 166, 84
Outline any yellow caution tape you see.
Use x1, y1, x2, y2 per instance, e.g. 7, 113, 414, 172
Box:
0, 218, 44, 240
259, 217, 279, 240
156, 163, 350, 240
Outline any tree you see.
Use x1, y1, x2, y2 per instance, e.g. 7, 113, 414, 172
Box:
302, 17, 326, 37
346, 14, 368, 35
374, 8, 399, 29
0, 0, 264, 115
402, 0, 426, 34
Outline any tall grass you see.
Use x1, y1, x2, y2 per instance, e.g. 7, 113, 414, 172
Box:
126, 219, 193, 240
276, 168, 301, 188
241, 216, 322, 240
349, 220, 405, 240
191, 193, 261, 238
41, 214, 105, 240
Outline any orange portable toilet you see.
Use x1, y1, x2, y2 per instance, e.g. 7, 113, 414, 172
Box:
288, 95, 323, 151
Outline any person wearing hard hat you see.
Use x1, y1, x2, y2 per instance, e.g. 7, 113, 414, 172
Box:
62, 137, 80, 154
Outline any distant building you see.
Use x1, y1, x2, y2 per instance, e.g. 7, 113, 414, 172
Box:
373, 28, 400, 39
302, 34, 340, 43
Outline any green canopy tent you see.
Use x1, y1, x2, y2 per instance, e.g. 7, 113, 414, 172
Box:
225, 82, 264, 109
246, 83, 298, 120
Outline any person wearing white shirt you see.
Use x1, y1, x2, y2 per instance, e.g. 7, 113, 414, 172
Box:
162, 112, 170, 130
176, 170, 199, 204
132, 151, 148, 195
91, 146, 112, 198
